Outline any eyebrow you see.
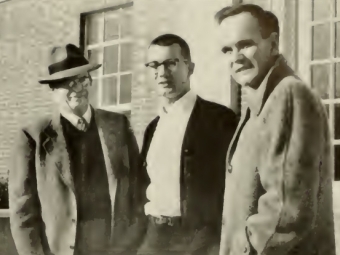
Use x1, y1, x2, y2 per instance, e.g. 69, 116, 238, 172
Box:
145, 61, 158, 67
222, 46, 232, 53
145, 58, 180, 67
222, 39, 257, 53
235, 39, 257, 48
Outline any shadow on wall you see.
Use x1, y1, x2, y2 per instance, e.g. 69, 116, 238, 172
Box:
0, 175, 9, 210
0, 173, 14, 254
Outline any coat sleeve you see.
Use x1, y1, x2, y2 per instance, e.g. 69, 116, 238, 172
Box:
245, 84, 331, 255
122, 116, 149, 247
122, 116, 148, 216
8, 129, 45, 255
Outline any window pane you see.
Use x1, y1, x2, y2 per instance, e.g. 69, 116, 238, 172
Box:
121, 12, 132, 38
312, 0, 332, 21
335, 22, 340, 57
120, 74, 132, 104
311, 64, 330, 99
335, 146, 340, 180
88, 48, 103, 77
103, 45, 118, 74
312, 24, 330, 60
86, 14, 102, 45
335, 104, 340, 139
335, 63, 340, 98
120, 43, 133, 72
104, 17, 119, 42
87, 79, 99, 107
102, 77, 117, 106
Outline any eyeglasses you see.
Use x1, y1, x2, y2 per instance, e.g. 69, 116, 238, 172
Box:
68, 75, 92, 88
52, 75, 92, 90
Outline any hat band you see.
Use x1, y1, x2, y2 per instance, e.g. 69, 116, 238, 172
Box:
48, 57, 89, 75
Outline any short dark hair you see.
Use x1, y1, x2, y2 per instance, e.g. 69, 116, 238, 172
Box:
149, 34, 191, 61
215, 4, 279, 39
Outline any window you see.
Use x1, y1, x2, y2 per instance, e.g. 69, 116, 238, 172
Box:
80, 2, 134, 115
299, 0, 340, 180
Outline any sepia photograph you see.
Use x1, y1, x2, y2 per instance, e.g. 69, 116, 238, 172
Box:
0, 0, 339, 254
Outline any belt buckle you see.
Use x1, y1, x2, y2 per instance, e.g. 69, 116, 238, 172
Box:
155, 216, 166, 225
167, 217, 174, 226
155, 215, 175, 226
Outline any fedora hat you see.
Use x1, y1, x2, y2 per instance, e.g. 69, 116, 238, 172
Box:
39, 44, 102, 84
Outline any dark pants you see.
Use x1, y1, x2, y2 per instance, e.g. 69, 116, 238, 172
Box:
74, 219, 110, 255
137, 216, 219, 255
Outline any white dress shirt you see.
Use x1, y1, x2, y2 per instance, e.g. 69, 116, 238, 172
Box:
145, 90, 197, 217
60, 104, 92, 130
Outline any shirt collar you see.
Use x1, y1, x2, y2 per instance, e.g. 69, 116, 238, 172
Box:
159, 89, 197, 117
60, 104, 92, 127
244, 55, 283, 116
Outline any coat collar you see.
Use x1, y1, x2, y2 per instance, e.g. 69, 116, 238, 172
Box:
42, 106, 110, 192
226, 55, 296, 169
59, 104, 92, 128
244, 55, 294, 117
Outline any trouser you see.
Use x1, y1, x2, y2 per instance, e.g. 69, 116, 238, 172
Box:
137, 215, 219, 255
74, 218, 110, 255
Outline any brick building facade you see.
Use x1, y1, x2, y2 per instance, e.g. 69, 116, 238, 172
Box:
0, 0, 340, 254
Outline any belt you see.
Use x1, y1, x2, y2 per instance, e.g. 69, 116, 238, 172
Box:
148, 215, 182, 226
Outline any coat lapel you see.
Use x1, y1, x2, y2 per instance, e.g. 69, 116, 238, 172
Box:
94, 109, 118, 240
42, 110, 74, 192
226, 108, 250, 172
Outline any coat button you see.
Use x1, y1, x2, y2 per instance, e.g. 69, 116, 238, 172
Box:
244, 246, 248, 253
72, 219, 76, 223
70, 245, 75, 249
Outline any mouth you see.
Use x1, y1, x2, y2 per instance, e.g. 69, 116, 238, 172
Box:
235, 66, 253, 73
159, 80, 171, 85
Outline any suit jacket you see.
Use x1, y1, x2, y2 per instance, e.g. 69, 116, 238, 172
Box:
219, 58, 336, 255
140, 96, 238, 250
9, 108, 145, 255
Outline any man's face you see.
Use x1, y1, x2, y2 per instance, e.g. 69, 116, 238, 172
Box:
146, 44, 192, 101
218, 12, 277, 88
52, 72, 92, 112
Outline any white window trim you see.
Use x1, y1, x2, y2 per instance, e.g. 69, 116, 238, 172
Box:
84, 7, 133, 113
298, 0, 339, 131
0, 209, 9, 218
298, 0, 340, 179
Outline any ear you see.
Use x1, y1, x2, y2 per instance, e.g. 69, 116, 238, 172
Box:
188, 62, 195, 76
269, 32, 279, 56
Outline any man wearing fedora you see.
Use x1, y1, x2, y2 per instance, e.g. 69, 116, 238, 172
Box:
9, 44, 146, 255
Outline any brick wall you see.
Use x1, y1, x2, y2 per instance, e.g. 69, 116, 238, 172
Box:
132, 0, 235, 145
0, 0, 132, 176
0, 0, 236, 169
2, 0, 339, 254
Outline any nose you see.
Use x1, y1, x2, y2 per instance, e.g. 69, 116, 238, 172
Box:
157, 64, 166, 77
230, 50, 247, 68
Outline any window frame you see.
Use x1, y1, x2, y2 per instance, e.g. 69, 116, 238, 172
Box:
79, 2, 134, 114
298, 0, 340, 180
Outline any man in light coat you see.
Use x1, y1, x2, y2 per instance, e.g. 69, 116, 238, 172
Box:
9, 44, 146, 255
215, 4, 336, 255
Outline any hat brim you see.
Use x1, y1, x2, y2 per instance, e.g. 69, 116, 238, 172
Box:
38, 63, 102, 84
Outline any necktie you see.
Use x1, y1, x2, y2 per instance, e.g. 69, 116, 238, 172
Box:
77, 117, 89, 131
